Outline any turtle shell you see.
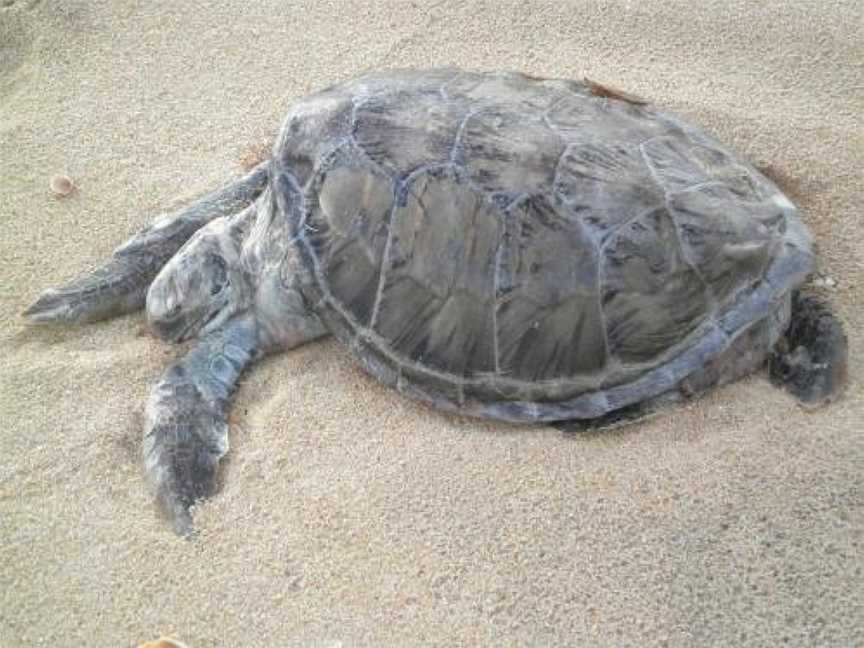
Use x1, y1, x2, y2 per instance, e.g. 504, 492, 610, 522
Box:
273, 68, 812, 422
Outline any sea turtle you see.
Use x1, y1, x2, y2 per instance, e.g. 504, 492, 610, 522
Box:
25, 68, 847, 534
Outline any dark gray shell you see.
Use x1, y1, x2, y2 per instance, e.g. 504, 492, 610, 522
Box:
273, 68, 812, 422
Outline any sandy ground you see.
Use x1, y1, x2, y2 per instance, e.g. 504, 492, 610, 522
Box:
1, 1, 862, 646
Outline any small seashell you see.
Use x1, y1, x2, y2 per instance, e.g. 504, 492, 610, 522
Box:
49, 174, 76, 198
137, 638, 189, 648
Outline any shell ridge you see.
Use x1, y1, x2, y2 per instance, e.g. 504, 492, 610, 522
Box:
449, 108, 482, 166
492, 227, 505, 375
367, 188, 400, 331
638, 139, 718, 310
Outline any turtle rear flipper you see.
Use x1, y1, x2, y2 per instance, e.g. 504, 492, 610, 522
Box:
23, 163, 269, 325
770, 292, 848, 406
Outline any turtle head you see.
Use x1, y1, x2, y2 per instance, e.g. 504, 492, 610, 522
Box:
146, 222, 248, 342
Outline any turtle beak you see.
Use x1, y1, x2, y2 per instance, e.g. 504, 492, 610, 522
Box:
146, 253, 232, 342
147, 289, 192, 342
148, 307, 190, 342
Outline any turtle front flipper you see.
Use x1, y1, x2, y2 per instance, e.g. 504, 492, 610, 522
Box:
23, 163, 269, 325
143, 315, 263, 535
143, 307, 326, 535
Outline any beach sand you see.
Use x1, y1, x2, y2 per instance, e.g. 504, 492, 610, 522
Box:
1, 1, 862, 646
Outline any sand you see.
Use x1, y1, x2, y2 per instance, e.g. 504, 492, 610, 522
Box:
1, 1, 862, 646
